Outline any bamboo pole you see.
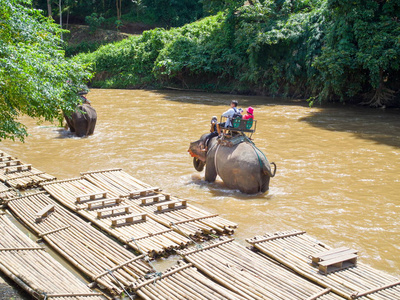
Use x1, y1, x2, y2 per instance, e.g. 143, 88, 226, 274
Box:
0, 215, 104, 300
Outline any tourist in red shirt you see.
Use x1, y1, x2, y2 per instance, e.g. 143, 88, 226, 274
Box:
243, 107, 254, 120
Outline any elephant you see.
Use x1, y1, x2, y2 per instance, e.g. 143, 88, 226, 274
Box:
188, 134, 276, 194
64, 104, 97, 137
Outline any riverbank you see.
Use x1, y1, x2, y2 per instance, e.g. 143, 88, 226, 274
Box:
73, 1, 400, 108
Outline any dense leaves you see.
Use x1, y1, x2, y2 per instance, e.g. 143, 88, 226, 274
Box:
76, 0, 400, 106
0, 0, 92, 141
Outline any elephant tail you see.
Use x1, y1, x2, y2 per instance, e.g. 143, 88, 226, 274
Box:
263, 162, 277, 177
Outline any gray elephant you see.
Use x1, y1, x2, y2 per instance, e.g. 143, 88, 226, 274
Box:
189, 134, 276, 194
64, 104, 97, 137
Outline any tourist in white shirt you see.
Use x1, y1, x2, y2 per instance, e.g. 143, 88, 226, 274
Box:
221, 100, 240, 128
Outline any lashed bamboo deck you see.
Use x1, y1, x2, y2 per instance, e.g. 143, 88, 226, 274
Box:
0, 214, 103, 300
179, 237, 344, 300
0, 151, 55, 189
41, 177, 191, 256
81, 169, 237, 237
4, 192, 152, 295
132, 262, 246, 300
247, 230, 400, 300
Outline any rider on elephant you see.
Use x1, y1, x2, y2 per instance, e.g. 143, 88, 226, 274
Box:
220, 100, 242, 128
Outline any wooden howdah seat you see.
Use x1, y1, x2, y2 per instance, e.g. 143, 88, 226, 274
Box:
219, 116, 257, 138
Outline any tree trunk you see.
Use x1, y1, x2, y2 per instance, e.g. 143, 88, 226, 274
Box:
47, 0, 52, 18
59, 0, 63, 40
116, 0, 122, 19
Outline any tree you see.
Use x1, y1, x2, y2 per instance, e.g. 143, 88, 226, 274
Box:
0, 0, 92, 141
313, 0, 400, 106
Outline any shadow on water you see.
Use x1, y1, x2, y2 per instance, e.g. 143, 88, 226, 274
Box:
299, 106, 400, 148
156, 90, 400, 148
156, 90, 309, 107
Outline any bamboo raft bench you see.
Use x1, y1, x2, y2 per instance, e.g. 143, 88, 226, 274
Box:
4, 192, 153, 295
132, 262, 246, 300
247, 230, 400, 300
178, 237, 344, 300
0, 214, 104, 300
80, 168, 237, 237
41, 177, 191, 256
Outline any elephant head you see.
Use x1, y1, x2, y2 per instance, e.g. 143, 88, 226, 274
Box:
188, 134, 209, 171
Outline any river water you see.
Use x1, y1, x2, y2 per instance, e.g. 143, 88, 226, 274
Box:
1, 89, 399, 291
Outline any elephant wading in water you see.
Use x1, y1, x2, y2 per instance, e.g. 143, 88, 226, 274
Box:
189, 134, 276, 194
64, 103, 97, 137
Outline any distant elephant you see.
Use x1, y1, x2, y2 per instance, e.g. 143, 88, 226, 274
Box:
64, 104, 97, 137
188, 134, 276, 194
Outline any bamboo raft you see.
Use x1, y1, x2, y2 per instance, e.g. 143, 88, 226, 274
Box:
132, 262, 246, 300
247, 230, 400, 300
0, 157, 55, 189
178, 237, 344, 300
41, 177, 191, 256
4, 192, 153, 295
80, 169, 237, 237
0, 214, 104, 300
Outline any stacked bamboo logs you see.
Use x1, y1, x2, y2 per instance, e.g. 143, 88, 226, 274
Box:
0, 152, 55, 189
0, 166, 55, 189
5, 192, 153, 295
179, 237, 345, 300
132, 261, 247, 300
247, 230, 400, 300
0, 182, 17, 202
80, 169, 237, 238
0, 214, 104, 300
41, 178, 191, 256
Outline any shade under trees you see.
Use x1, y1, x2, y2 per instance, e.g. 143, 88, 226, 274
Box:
0, 0, 92, 141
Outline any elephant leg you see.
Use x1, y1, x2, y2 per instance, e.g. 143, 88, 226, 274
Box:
75, 121, 88, 137
205, 162, 217, 182
260, 174, 271, 193
88, 118, 96, 135
64, 114, 75, 132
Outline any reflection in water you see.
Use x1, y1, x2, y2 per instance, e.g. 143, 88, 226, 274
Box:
1, 89, 399, 278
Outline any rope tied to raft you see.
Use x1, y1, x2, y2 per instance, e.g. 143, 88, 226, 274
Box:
170, 222, 203, 250
106, 268, 135, 300
131, 237, 162, 285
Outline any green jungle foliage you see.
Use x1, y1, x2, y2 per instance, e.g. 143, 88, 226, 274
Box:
32, 0, 219, 28
76, 0, 400, 107
0, 0, 92, 141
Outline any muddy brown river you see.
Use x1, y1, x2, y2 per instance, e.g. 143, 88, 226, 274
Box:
1, 89, 399, 296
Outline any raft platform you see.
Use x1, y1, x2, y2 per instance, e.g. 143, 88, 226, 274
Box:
0, 151, 55, 189
0, 214, 103, 300
4, 192, 152, 295
41, 177, 191, 256
247, 230, 400, 299
132, 262, 246, 300
81, 169, 237, 237
179, 237, 343, 300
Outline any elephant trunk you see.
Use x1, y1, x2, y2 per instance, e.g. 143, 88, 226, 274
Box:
263, 162, 277, 177
188, 140, 206, 162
